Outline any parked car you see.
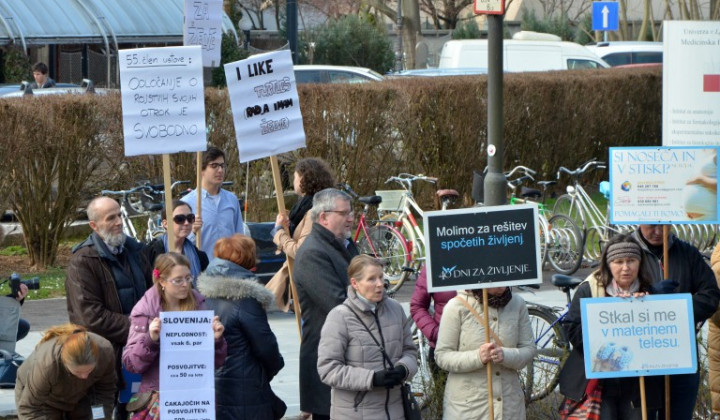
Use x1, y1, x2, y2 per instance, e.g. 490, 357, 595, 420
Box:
0, 82, 80, 97
294, 65, 384, 84
0, 79, 114, 98
438, 31, 609, 72
390, 67, 488, 77
585, 41, 663, 67
244, 222, 285, 285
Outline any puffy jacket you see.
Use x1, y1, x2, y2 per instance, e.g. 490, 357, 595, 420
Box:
15, 332, 117, 419
197, 259, 286, 419
318, 286, 417, 420
435, 290, 535, 420
122, 285, 227, 394
409, 266, 456, 348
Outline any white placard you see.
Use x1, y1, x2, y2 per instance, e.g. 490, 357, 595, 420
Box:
224, 50, 306, 163
609, 146, 719, 223
183, 0, 223, 67
119, 46, 207, 157
662, 21, 720, 146
159, 310, 215, 420
581, 295, 697, 378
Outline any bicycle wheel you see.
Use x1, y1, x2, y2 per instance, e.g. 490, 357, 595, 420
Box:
538, 216, 549, 266
547, 214, 584, 275
410, 323, 432, 410
520, 307, 569, 404
356, 224, 411, 285
553, 194, 585, 231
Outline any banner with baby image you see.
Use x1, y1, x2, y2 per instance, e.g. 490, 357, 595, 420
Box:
580, 294, 697, 379
609, 146, 720, 224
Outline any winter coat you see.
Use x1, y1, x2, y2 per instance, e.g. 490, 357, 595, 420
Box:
122, 285, 227, 394
409, 265, 457, 348
558, 272, 663, 408
293, 223, 359, 415
435, 290, 536, 420
632, 229, 720, 324
15, 332, 117, 420
318, 286, 418, 420
197, 258, 286, 419
265, 210, 312, 311
707, 243, 720, 413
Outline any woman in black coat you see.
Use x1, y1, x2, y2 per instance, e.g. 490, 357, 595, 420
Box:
197, 234, 285, 419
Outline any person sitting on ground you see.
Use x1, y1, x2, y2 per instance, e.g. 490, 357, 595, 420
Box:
122, 253, 227, 419
15, 323, 117, 419
29, 62, 56, 89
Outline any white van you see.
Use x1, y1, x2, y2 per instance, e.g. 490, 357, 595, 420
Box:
438, 31, 609, 72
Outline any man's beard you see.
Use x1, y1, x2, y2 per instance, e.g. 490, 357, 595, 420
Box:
99, 228, 125, 248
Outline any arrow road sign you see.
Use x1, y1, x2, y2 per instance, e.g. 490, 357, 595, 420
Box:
592, 2, 619, 31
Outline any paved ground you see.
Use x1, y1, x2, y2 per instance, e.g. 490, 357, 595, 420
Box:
0, 266, 588, 418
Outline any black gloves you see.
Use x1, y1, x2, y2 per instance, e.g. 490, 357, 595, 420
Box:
650, 279, 679, 295
372, 365, 407, 388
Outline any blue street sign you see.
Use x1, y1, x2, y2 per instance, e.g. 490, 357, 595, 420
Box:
592, 2, 619, 31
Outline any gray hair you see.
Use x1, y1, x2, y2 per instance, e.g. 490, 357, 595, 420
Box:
86, 196, 116, 222
311, 188, 351, 223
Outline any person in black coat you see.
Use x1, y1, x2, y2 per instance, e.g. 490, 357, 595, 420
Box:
197, 234, 286, 420
145, 200, 208, 279
293, 188, 359, 420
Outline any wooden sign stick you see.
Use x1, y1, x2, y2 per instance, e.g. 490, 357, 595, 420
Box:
163, 154, 175, 247
483, 289, 495, 420
663, 225, 670, 420
196, 152, 202, 248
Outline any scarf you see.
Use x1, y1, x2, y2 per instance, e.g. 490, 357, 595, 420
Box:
471, 287, 513, 308
605, 278, 640, 297
288, 195, 313, 236
162, 235, 202, 278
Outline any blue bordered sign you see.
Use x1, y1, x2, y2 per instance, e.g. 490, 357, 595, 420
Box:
592, 2, 619, 31
580, 294, 697, 379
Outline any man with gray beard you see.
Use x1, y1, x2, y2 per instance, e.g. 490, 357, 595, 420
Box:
65, 196, 152, 419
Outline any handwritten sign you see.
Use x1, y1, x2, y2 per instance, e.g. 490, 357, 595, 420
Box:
224, 50, 306, 163
609, 146, 719, 224
183, 0, 223, 67
424, 204, 541, 292
580, 295, 697, 378
119, 46, 207, 157
159, 310, 215, 420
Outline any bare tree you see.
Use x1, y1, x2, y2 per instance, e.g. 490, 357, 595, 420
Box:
418, 0, 473, 29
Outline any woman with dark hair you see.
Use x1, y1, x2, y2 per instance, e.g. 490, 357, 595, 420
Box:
123, 253, 226, 419
198, 234, 286, 419
15, 323, 117, 419
558, 234, 661, 419
145, 200, 208, 278
266, 157, 336, 311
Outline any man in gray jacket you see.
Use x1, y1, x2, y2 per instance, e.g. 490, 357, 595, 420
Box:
293, 188, 358, 420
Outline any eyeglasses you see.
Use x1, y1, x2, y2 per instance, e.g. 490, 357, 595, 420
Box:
173, 214, 196, 225
326, 209, 354, 218
167, 276, 193, 286
207, 162, 227, 170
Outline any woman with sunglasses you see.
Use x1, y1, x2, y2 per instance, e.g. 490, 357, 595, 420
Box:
122, 253, 227, 419
145, 200, 208, 279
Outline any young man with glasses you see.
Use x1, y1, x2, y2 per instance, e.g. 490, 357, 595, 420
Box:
182, 146, 244, 260
293, 188, 358, 420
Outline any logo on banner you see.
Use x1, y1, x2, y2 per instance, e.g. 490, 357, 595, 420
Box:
621, 181, 632, 192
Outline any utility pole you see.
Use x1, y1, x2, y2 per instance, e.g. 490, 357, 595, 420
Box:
395, 0, 403, 72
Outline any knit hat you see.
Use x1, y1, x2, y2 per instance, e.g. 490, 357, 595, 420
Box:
606, 241, 642, 263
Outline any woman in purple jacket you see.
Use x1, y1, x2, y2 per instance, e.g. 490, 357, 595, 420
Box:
122, 252, 227, 419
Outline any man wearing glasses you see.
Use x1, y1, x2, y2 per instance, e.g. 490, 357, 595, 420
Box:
182, 146, 244, 260
65, 196, 153, 419
632, 224, 720, 420
293, 188, 358, 420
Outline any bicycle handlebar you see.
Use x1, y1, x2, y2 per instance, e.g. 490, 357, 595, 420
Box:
337, 182, 359, 199
507, 174, 535, 190
385, 174, 438, 190
505, 165, 537, 178
100, 185, 153, 196
555, 160, 606, 180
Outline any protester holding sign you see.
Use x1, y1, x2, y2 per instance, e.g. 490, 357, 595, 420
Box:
198, 234, 287, 419
558, 235, 663, 419
122, 253, 227, 418
317, 255, 417, 420
15, 324, 116, 419
632, 225, 720, 419
435, 286, 535, 419
182, 147, 244, 260
145, 200, 208, 279
265, 157, 336, 312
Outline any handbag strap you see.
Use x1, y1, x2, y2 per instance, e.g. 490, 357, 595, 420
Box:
456, 296, 504, 347
343, 304, 395, 369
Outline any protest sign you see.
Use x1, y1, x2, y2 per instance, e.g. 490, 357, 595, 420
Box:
119, 46, 206, 157
663, 20, 720, 146
580, 294, 697, 379
183, 0, 223, 67
424, 204, 541, 292
159, 310, 216, 420
224, 50, 306, 163
609, 146, 719, 224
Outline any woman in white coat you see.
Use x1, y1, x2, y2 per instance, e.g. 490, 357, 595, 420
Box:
435, 287, 536, 419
